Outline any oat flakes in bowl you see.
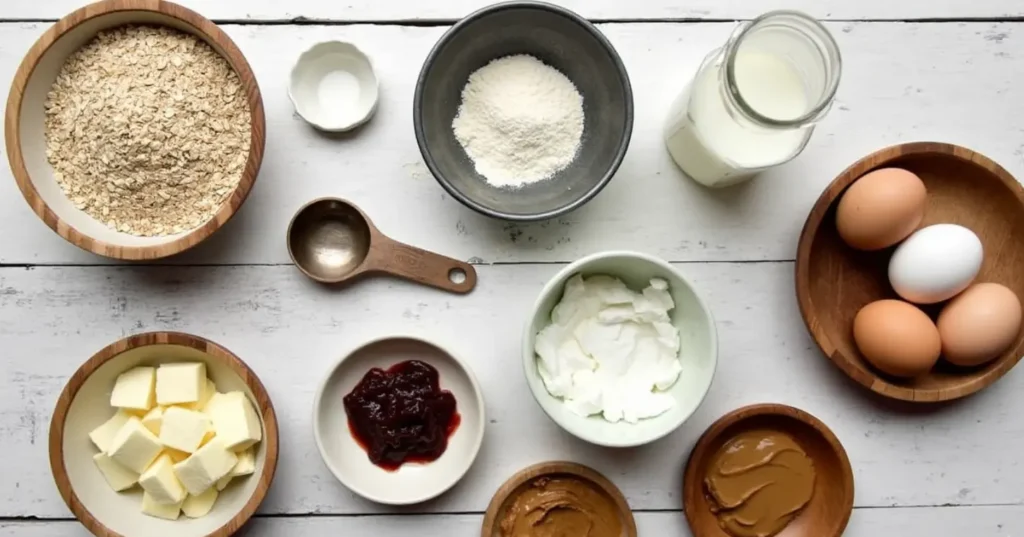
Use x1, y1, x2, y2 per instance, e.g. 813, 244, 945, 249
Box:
6, 0, 265, 260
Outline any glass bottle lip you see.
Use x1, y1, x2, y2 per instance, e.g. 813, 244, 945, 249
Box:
722, 10, 842, 129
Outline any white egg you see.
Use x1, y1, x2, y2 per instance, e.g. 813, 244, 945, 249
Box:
888, 224, 983, 304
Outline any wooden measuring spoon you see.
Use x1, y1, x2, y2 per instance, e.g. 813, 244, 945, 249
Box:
287, 197, 476, 294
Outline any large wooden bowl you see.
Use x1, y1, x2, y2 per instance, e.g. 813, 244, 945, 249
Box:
796, 142, 1024, 402
5, 0, 265, 260
49, 332, 279, 537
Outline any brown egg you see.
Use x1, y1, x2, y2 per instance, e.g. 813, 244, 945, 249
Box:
836, 168, 927, 251
853, 299, 941, 377
937, 283, 1022, 367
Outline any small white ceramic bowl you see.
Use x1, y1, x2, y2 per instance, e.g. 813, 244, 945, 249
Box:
313, 335, 485, 505
288, 41, 379, 132
522, 251, 718, 448
49, 332, 278, 537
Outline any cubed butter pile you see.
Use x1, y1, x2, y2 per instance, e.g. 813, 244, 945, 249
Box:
88, 362, 262, 520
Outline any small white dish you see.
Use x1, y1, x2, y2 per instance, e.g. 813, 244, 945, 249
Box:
522, 251, 718, 448
313, 335, 485, 505
288, 41, 379, 132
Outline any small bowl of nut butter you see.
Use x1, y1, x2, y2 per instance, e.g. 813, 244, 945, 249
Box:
683, 404, 854, 537
482, 461, 637, 537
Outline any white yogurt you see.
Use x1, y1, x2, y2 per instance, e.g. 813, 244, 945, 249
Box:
534, 274, 683, 424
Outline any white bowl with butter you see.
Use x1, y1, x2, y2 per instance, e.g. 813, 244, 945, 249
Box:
50, 332, 278, 537
522, 251, 718, 447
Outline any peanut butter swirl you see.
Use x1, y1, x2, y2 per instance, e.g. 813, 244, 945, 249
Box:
500, 476, 623, 537
704, 430, 816, 537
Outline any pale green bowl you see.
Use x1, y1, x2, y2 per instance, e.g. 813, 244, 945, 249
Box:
521, 251, 718, 447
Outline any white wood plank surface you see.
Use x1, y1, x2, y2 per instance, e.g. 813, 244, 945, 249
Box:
3, 0, 1022, 22
3, 2, 1024, 535
3, 506, 1024, 536
2, 21, 1024, 265
2, 264, 1022, 518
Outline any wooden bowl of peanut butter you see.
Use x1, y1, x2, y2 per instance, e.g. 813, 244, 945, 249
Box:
482, 461, 637, 537
683, 404, 854, 537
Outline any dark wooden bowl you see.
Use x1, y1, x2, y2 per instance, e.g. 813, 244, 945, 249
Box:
49, 332, 279, 537
796, 142, 1024, 402
481, 461, 637, 537
684, 404, 854, 537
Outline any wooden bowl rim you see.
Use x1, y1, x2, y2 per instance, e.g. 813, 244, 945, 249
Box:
795, 141, 1024, 402
683, 403, 854, 537
480, 460, 638, 537
48, 331, 280, 537
4, 0, 265, 260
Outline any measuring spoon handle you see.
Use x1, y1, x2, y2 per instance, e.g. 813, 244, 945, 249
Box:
366, 238, 477, 294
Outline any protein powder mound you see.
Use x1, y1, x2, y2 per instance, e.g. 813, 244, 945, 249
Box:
452, 55, 584, 188
44, 25, 252, 237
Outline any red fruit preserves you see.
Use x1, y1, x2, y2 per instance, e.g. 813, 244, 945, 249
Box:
343, 360, 460, 470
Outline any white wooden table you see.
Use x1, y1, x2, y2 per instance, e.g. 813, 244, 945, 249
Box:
2, 1, 1024, 535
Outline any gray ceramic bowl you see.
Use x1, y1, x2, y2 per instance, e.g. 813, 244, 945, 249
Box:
414, 1, 634, 221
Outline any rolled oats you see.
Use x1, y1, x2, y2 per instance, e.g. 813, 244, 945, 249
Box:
44, 25, 252, 237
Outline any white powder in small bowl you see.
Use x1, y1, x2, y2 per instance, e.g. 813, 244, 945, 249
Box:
452, 54, 584, 189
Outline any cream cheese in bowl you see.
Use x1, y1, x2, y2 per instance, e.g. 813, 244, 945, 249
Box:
523, 251, 718, 448
535, 274, 683, 424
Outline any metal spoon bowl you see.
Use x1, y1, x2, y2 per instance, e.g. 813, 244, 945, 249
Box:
287, 197, 477, 294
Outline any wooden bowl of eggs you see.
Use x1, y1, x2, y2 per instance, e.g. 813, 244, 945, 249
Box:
796, 142, 1024, 402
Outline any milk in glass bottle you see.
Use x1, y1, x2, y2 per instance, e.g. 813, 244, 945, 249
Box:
664, 11, 841, 187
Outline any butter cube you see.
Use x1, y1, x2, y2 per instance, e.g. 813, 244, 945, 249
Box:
141, 491, 182, 520
206, 392, 262, 451
159, 406, 211, 453
215, 446, 255, 491
110, 367, 156, 411
141, 406, 165, 436
200, 422, 216, 448
89, 411, 133, 453
182, 487, 218, 518
139, 453, 186, 505
173, 439, 238, 495
215, 474, 233, 491
156, 363, 206, 406
187, 378, 217, 411
165, 448, 190, 463
92, 452, 138, 492
230, 447, 256, 477
107, 417, 163, 474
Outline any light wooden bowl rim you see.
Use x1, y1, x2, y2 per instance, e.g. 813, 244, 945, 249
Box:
48, 331, 280, 537
480, 460, 638, 537
4, 0, 265, 260
682, 403, 854, 537
795, 141, 1024, 402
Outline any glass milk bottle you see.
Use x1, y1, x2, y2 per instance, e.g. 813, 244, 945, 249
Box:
664, 11, 841, 188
